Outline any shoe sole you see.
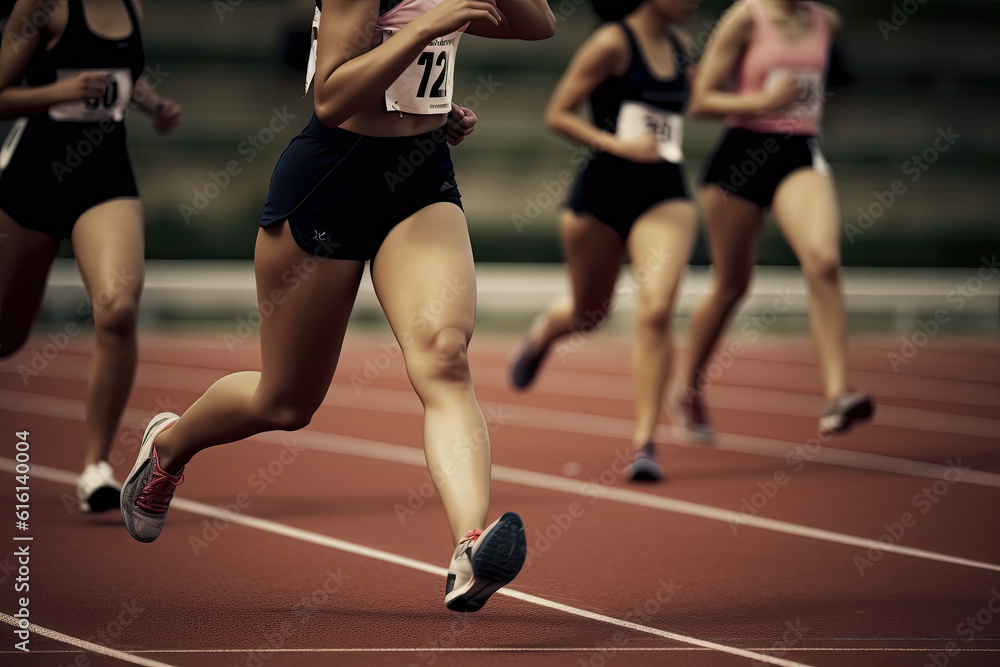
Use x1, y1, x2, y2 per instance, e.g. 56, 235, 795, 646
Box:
820, 396, 875, 436
509, 343, 548, 391
446, 512, 527, 613
82, 486, 121, 514
120, 413, 177, 543
667, 404, 716, 445
627, 458, 664, 483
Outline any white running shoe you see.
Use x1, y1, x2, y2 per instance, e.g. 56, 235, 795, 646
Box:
445, 512, 527, 612
120, 412, 184, 543
77, 461, 120, 513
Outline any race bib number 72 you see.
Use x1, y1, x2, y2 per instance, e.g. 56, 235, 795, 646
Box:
49, 69, 132, 123
384, 31, 461, 115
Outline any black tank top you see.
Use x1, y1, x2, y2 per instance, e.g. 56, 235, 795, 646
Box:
25, 0, 144, 92
589, 22, 689, 134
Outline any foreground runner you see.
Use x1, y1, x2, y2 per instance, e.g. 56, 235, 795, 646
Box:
121, 0, 553, 613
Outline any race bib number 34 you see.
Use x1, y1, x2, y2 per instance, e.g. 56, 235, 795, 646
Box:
49, 69, 132, 123
616, 101, 684, 163
765, 69, 824, 124
384, 31, 461, 115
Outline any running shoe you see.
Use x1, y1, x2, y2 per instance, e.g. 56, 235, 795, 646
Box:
121, 412, 183, 543
445, 512, 527, 612
819, 392, 875, 436
626, 442, 664, 483
509, 314, 553, 390
668, 388, 716, 444
76, 461, 120, 513
508, 336, 549, 390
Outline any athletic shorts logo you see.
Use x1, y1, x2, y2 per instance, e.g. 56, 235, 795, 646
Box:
313, 230, 327, 242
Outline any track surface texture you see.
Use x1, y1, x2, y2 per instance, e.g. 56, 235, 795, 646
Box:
1, 331, 998, 666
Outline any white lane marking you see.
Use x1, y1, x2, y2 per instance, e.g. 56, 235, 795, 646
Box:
5, 354, 999, 486
4, 647, 1000, 654
0, 461, 813, 667
0, 612, 178, 666
4, 383, 1000, 573
2, 394, 1000, 574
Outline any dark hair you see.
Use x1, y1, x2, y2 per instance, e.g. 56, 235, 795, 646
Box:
590, 0, 644, 22
0, 0, 15, 20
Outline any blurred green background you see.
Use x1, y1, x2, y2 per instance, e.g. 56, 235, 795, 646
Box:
18, 0, 1000, 266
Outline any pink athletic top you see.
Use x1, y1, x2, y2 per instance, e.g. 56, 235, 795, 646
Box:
371, 0, 467, 47
727, 0, 830, 135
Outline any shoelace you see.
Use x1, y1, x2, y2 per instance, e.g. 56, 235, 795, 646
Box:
460, 529, 483, 545
136, 453, 184, 514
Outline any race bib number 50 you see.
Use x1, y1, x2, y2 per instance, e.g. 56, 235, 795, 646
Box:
617, 101, 684, 163
49, 69, 132, 123
384, 31, 462, 115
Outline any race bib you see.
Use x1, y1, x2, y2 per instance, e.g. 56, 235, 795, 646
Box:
303, 6, 321, 96
0, 118, 27, 171
616, 100, 684, 163
383, 30, 461, 115
766, 69, 824, 124
49, 69, 132, 122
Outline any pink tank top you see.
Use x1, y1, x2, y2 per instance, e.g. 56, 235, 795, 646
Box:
727, 0, 830, 135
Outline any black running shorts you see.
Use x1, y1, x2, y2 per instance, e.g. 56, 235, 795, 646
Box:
260, 115, 463, 261
703, 127, 829, 208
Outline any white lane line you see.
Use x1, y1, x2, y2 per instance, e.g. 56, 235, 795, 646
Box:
6, 357, 1000, 487
0, 461, 813, 667
3, 394, 1000, 574
4, 646, 999, 654
0, 612, 178, 667
468, 361, 1000, 409
313, 383, 1000, 489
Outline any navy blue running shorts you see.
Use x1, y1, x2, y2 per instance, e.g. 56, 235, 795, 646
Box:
260, 115, 463, 261
566, 153, 690, 241
703, 128, 829, 208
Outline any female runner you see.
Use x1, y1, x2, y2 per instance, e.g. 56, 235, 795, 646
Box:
0, 0, 181, 512
673, 0, 873, 440
509, 0, 700, 482
121, 0, 555, 613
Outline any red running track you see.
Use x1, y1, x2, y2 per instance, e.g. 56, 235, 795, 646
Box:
1, 331, 999, 666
